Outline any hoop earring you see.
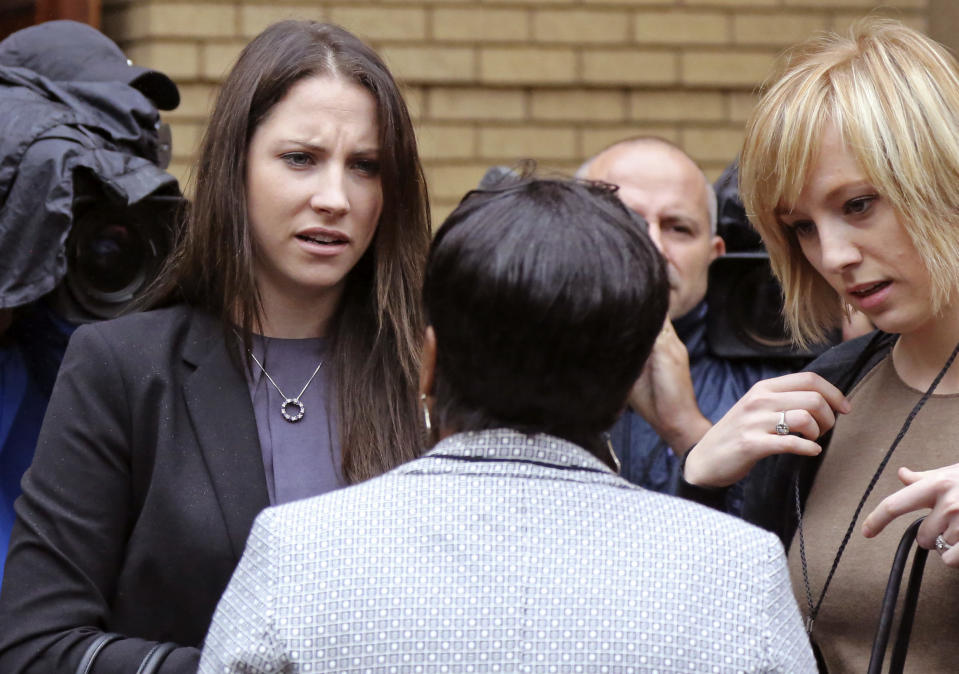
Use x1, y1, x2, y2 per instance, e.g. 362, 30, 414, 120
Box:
604, 432, 621, 474
421, 393, 432, 433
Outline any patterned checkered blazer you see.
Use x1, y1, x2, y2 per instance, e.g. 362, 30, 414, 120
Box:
199, 429, 815, 673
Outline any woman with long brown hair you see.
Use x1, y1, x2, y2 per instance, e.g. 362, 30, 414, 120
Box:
0, 20, 429, 673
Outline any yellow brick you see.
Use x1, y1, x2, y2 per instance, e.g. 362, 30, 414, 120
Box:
682, 51, 775, 87
479, 48, 576, 84
166, 159, 194, 197
728, 91, 759, 123
629, 91, 725, 122
783, 0, 880, 6
416, 123, 476, 160
733, 13, 828, 46
681, 127, 745, 164
125, 41, 199, 81
484, 0, 575, 4
123, 4, 238, 40
692, 0, 776, 5
330, 6, 427, 41
702, 162, 732, 183
580, 125, 679, 160
431, 201, 457, 228
240, 5, 325, 38
634, 11, 729, 45
582, 50, 678, 85
201, 41, 246, 80
380, 46, 475, 83
402, 86, 425, 121
530, 90, 626, 122
583, 0, 671, 3
479, 126, 577, 161
831, 11, 927, 34
428, 88, 526, 121
163, 83, 218, 120
433, 8, 529, 42
532, 10, 630, 44
423, 163, 491, 201
538, 161, 581, 178
170, 121, 205, 160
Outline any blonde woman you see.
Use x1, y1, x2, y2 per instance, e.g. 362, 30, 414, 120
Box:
680, 18, 959, 672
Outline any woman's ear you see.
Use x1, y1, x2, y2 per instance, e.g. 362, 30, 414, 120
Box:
419, 326, 437, 399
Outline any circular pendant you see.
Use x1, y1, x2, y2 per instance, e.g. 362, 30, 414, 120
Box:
281, 398, 305, 423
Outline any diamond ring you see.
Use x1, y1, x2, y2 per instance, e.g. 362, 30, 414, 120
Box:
775, 411, 790, 436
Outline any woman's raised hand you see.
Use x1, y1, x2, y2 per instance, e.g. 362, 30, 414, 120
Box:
683, 372, 851, 488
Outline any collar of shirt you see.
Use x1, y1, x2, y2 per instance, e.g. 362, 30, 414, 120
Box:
395, 428, 621, 483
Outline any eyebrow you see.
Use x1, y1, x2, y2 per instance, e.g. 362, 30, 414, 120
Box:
661, 213, 705, 228
774, 180, 874, 217
278, 139, 381, 156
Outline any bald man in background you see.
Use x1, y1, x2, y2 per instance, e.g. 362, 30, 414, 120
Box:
580, 138, 792, 512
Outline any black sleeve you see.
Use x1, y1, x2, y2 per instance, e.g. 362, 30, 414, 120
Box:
674, 446, 730, 511
0, 324, 200, 673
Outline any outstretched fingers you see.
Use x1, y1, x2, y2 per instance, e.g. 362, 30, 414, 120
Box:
863, 464, 959, 567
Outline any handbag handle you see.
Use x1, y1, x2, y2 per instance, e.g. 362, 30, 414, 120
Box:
75, 634, 176, 674
76, 633, 121, 674
135, 642, 177, 674
867, 516, 929, 674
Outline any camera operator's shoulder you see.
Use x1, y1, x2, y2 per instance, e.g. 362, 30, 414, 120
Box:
804, 329, 895, 392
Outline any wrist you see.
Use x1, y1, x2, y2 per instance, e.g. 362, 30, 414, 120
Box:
657, 413, 712, 456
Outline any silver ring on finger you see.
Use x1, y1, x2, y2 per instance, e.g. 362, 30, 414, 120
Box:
775, 411, 790, 436
935, 534, 953, 554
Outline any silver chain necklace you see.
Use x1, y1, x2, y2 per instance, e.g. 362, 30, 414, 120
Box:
249, 351, 324, 423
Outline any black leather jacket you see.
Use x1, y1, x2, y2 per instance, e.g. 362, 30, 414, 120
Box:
677, 330, 897, 548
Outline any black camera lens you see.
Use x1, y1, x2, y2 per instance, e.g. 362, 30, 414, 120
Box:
55, 196, 173, 322
733, 265, 792, 349
74, 223, 147, 296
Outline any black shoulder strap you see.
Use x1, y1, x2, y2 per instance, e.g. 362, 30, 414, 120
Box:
135, 642, 178, 674
75, 633, 122, 674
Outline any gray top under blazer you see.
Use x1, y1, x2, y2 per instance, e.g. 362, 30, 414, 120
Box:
200, 428, 815, 673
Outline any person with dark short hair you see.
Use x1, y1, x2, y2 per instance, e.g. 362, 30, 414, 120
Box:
199, 176, 815, 673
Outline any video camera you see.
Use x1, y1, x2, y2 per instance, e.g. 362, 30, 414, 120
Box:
706, 160, 838, 362
49, 174, 181, 323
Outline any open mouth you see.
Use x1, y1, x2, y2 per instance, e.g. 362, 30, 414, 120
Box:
296, 233, 347, 246
850, 281, 890, 298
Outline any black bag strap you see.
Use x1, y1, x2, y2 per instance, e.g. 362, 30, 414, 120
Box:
76, 633, 122, 674
867, 516, 929, 674
135, 642, 178, 674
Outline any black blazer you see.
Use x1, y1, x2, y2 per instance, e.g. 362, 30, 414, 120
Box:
0, 305, 270, 673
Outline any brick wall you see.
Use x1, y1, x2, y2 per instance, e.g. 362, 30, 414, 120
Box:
102, 0, 930, 222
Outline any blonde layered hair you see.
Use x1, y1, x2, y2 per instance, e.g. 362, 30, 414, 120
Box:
740, 17, 959, 346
